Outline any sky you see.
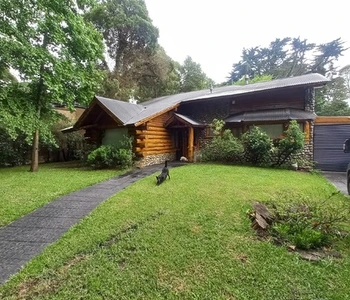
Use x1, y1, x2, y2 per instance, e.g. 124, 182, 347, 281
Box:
144, 0, 350, 83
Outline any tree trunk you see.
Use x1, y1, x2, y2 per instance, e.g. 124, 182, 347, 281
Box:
30, 128, 39, 172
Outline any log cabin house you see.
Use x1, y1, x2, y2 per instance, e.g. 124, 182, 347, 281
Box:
70, 73, 329, 167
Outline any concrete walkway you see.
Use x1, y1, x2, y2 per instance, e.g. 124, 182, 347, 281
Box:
322, 171, 348, 195
0, 163, 184, 285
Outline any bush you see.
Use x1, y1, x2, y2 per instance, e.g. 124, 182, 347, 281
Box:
202, 119, 243, 163
267, 194, 349, 250
241, 126, 273, 165
273, 120, 305, 166
0, 127, 30, 167
86, 136, 133, 169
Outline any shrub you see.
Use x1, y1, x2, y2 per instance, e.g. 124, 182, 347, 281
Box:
86, 136, 133, 169
267, 194, 349, 250
201, 119, 244, 163
241, 126, 273, 165
0, 127, 30, 167
273, 120, 305, 167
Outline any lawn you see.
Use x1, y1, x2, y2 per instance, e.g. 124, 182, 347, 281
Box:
0, 162, 120, 227
1, 164, 350, 299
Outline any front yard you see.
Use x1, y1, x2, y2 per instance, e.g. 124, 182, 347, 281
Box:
0, 162, 119, 227
1, 164, 350, 299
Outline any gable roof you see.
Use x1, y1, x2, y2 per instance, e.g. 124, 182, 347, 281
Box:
77, 73, 329, 128
96, 96, 144, 124
165, 113, 205, 128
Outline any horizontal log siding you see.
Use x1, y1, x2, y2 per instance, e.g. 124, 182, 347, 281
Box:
134, 111, 175, 157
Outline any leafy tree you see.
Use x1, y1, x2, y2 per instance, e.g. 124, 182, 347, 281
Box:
234, 74, 273, 86
228, 37, 346, 82
228, 37, 349, 116
97, 46, 182, 101
339, 65, 350, 100
87, 0, 159, 73
0, 0, 104, 171
180, 56, 212, 92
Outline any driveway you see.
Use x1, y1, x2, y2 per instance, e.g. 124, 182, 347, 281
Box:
322, 171, 348, 195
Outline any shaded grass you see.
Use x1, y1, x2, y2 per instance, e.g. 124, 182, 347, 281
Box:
0, 162, 120, 227
1, 164, 350, 299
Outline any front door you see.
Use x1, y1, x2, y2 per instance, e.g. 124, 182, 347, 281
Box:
173, 129, 188, 160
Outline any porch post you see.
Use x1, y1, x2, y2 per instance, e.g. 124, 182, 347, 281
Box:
188, 127, 194, 162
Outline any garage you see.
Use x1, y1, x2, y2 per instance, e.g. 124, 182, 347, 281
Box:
314, 117, 350, 171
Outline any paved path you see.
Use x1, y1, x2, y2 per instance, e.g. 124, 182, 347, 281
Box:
322, 171, 348, 195
0, 163, 184, 285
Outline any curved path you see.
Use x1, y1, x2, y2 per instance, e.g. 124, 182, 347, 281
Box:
0, 162, 185, 285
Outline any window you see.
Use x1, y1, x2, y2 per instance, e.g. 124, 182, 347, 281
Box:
205, 126, 215, 138
250, 124, 284, 139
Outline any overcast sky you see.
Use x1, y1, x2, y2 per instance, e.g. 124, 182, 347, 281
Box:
145, 0, 350, 83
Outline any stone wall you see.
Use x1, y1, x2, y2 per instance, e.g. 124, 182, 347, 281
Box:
305, 87, 315, 113
304, 87, 315, 162
303, 121, 314, 162
135, 152, 176, 168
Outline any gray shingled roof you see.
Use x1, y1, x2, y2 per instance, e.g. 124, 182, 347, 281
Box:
173, 113, 205, 127
96, 96, 145, 124
224, 109, 317, 123
93, 73, 329, 126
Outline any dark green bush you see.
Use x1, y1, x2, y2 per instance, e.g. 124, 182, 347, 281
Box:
241, 126, 273, 165
273, 120, 305, 166
86, 136, 133, 169
0, 128, 30, 167
202, 119, 243, 163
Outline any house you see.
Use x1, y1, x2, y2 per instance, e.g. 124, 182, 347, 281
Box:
71, 73, 329, 167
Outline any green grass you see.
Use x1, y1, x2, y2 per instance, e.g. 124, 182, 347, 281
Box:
1, 164, 350, 299
0, 162, 120, 227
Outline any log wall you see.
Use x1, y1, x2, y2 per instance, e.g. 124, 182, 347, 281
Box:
132, 111, 176, 158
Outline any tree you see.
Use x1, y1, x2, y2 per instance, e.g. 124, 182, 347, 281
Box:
228, 37, 346, 82
180, 56, 212, 92
0, 0, 104, 171
87, 0, 159, 73
228, 37, 349, 116
97, 46, 182, 101
339, 65, 350, 100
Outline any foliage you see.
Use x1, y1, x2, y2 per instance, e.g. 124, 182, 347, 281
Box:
87, 136, 133, 169
98, 47, 182, 101
0, 0, 104, 171
241, 126, 273, 165
316, 75, 350, 115
268, 193, 349, 250
51, 118, 86, 161
339, 65, 350, 100
202, 119, 243, 163
1, 165, 350, 299
87, 0, 159, 73
229, 37, 346, 82
88, 0, 184, 101
180, 56, 212, 92
0, 127, 30, 167
228, 37, 350, 116
273, 120, 305, 166
233, 74, 273, 85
